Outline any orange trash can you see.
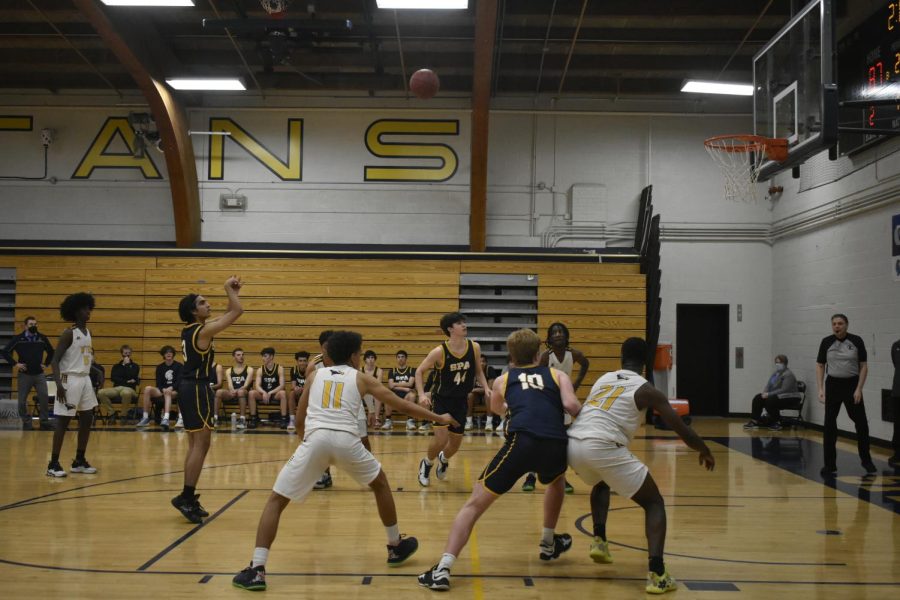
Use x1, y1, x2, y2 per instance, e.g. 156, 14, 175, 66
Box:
654, 344, 673, 370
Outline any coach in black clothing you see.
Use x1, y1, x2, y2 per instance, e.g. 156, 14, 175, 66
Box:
0, 316, 54, 430
815, 313, 875, 477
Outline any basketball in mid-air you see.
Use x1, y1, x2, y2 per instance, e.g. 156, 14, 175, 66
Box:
410, 69, 440, 99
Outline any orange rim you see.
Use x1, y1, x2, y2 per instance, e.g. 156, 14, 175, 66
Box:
704, 134, 788, 162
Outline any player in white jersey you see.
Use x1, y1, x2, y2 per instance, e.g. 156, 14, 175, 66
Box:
567, 337, 715, 595
46, 293, 100, 478
232, 331, 459, 591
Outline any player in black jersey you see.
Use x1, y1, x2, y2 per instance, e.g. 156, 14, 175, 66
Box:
383, 350, 417, 431
172, 276, 243, 524
249, 348, 287, 429
415, 312, 489, 487
216, 348, 253, 429
287, 350, 309, 432
418, 329, 582, 591
305, 331, 335, 489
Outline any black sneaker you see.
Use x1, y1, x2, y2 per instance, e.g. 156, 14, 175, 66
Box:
247, 417, 258, 430
193, 494, 210, 518
70, 459, 97, 474
521, 473, 536, 492
46, 461, 67, 478
232, 564, 266, 591
386, 535, 419, 566
564, 479, 575, 494
862, 460, 877, 474
820, 466, 837, 479
539, 533, 573, 561
889, 455, 900, 469
742, 420, 759, 429
22, 419, 33, 431
313, 471, 333, 490
171, 494, 203, 524
418, 564, 451, 591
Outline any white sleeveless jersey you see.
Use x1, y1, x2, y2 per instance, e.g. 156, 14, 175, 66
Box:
59, 327, 93, 375
548, 350, 574, 376
568, 369, 647, 446
305, 365, 363, 437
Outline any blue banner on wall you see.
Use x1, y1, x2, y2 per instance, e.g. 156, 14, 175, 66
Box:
894, 213, 900, 281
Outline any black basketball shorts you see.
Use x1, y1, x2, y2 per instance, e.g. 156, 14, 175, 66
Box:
478, 431, 568, 495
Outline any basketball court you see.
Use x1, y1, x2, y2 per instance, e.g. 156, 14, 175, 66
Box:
0, 0, 898, 598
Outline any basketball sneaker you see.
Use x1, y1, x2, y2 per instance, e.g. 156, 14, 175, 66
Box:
313, 471, 332, 490
417, 564, 451, 591
539, 533, 573, 561
174, 415, 184, 430
212, 415, 218, 428
171, 494, 203, 524
386, 535, 419, 566
495, 420, 505, 436
46, 461, 66, 478
136, 416, 151, 428
193, 494, 210, 518
70, 459, 97, 474
232, 564, 266, 591
465, 417, 473, 431
646, 570, 677, 594
484, 420, 494, 433
160, 416, 170, 431
521, 473, 536, 492
418, 422, 431, 432
381, 418, 393, 431
435, 451, 450, 480
237, 416, 246, 430
406, 418, 416, 431
418, 458, 432, 487
862, 460, 877, 474
564, 479, 575, 494
589, 536, 613, 563
287, 416, 296, 431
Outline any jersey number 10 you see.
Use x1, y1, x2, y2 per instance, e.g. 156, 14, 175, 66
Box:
517, 373, 545, 390
586, 385, 626, 411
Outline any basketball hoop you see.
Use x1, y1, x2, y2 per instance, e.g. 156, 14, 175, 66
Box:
704, 134, 788, 201
259, 0, 292, 18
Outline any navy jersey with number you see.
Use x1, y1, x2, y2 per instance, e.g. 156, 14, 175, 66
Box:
260, 363, 281, 392
433, 340, 476, 399
504, 365, 566, 440
181, 323, 214, 380
290, 365, 306, 390
230, 366, 250, 389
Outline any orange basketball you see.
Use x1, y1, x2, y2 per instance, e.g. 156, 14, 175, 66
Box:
410, 69, 440, 99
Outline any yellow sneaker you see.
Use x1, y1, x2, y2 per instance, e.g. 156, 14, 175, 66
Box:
589, 536, 613, 563
646, 570, 677, 594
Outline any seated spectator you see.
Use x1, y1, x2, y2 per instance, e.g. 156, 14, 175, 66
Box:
136, 345, 182, 430
287, 350, 309, 432
97, 345, 140, 424
383, 349, 416, 430
216, 348, 253, 429
248, 347, 287, 429
468, 355, 499, 431
744, 354, 798, 431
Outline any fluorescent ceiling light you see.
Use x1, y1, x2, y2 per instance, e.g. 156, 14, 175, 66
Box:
166, 78, 246, 91
376, 1, 468, 8
102, 1, 195, 6
681, 80, 753, 96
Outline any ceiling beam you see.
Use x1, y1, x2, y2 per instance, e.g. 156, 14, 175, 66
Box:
470, 0, 499, 253
72, 0, 200, 248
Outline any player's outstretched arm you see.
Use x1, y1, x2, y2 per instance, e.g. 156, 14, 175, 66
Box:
414, 346, 442, 406
360, 371, 458, 428
638, 384, 714, 471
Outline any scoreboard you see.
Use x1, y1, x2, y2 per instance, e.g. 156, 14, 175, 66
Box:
837, 1, 900, 154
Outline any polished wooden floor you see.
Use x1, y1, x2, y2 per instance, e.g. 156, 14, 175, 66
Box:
0, 419, 897, 599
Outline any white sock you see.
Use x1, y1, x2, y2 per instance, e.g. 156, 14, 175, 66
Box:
386, 523, 400, 546
143, 411, 149, 419
251, 547, 269, 568
542, 527, 555, 546
438, 553, 455, 571
424, 457, 433, 466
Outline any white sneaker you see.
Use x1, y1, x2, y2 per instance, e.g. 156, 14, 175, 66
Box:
237, 416, 246, 430
465, 417, 473, 431
46, 462, 67, 478
174, 416, 184, 430
287, 417, 296, 431
418, 422, 431, 432
160, 417, 170, 430
484, 421, 494, 432
435, 451, 450, 480
406, 419, 416, 431
418, 458, 432, 487
495, 420, 505, 436
381, 418, 393, 430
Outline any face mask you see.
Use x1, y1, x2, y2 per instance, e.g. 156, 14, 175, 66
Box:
774, 363, 785, 372
27, 325, 37, 334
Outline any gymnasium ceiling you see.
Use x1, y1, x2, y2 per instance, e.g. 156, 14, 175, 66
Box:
0, 1, 842, 111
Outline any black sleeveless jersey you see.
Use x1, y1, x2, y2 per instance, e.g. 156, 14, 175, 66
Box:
181, 323, 214, 380
289, 366, 306, 389
505, 365, 566, 440
388, 366, 414, 386
260, 363, 281, 392
433, 339, 476, 399
230, 365, 250, 389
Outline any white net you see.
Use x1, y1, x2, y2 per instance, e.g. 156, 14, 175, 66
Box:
259, 0, 292, 15
704, 135, 769, 202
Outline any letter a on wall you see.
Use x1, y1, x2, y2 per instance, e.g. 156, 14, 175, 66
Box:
208, 118, 303, 181
364, 119, 459, 182
72, 117, 162, 179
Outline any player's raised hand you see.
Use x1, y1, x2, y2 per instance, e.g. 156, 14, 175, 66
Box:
699, 449, 715, 471
225, 275, 243, 292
